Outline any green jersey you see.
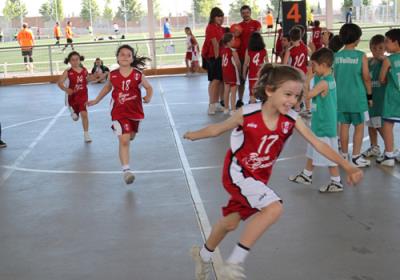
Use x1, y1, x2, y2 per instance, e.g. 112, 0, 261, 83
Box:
334, 49, 368, 113
368, 58, 385, 117
311, 74, 337, 137
383, 53, 400, 118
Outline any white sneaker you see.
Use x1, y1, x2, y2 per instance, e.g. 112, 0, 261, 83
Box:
220, 262, 246, 280
319, 181, 343, 193
84, 132, 92, 143
123, 171, 135, 184
215, 102, 224, 112
229, 110, 236, 116
351, 155, 370, 168
191, 246, 211, 280
71, 112, 79, 121
376, 154, 395, 167
223, 109, 230, 115
362, 145, 381, 157
208, 104, 216, 115
288, 172, 312, 185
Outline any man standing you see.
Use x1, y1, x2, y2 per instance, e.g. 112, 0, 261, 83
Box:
54, 22, 62, 46
17, 23, 35, 72
346, 7, 353, 23
163, 18, 173, 45
62, 21, 74, 52
238, 5, 261, 108
265, 10, 273, 35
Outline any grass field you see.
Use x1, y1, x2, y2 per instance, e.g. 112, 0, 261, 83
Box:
0, 23, 396, 77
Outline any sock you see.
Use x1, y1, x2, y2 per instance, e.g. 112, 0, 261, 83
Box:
341, 152, 348, 159
122, 165, 130, 172
199, 244, 214, 262
352, 154, 360, 159
385, 151, 394, 158
84, 131, 89, 136
330, 176, 341, 183
226, 243, 250, 264
303, 169, 312, 177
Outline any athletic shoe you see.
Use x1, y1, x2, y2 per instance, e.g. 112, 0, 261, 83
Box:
191, 246, 211, 280
362, 145, 381, 157
319, 181, 343, 193
235, 99, 244, 109
223, 109, 230, 115
220, 262, 246, 280
351, 155, 370, 167
0, 140, 7, 148
123, 171, 135, 184
208, 104, 216, 115
220, 100, 225, 108
288, 172, 312, 185
71, 112, 79, 121
215, 103, 224, 112
84, 132, 92, 143
230, 110, 236, 116
376, 154, 395, 167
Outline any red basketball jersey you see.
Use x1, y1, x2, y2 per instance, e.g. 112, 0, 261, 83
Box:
289, 42, 308, 74
312, 27, 322, 50
224, 103, 297, 184
248, 49, 267, 80
275, 28, 283, 55
109, 68, 144, 121
221, 47, 240, 85
67, 67, 88, 97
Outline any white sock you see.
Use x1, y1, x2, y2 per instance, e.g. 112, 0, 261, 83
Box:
341, 152, 348, 159
226, 243, 250, 264
330, 176, 341, 183
200, 244, 213, 262
352, 154, 361, 159
122, 165, 130, 172
385, 151, 394, 157
303, 169, 312, 177
84, 131, 89, 135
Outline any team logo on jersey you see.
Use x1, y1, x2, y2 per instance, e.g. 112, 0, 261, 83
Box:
118, 92, 137, 104
243, 152, 274, 170
281, 121, 293, 134
247, 123, 258, 128
134, 73, 140, 81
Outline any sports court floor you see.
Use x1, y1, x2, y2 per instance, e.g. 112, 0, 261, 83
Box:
1, 75, 400, 280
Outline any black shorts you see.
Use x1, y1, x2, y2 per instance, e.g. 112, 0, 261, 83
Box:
207, 57, 222, 82
202, 56, 209, 70
56, 36, 60, 41
67, 38, 73, 44
267, 25, 273, 29
21, 49, 33, 56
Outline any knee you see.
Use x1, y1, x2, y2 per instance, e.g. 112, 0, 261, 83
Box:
262, 201, 283, 220
221, 218, 240, 232
119, 136, 130, 146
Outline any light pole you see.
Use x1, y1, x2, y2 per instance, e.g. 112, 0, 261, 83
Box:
123, 0, 128, 34
19, 0, 23, 26
54, 0, 58, 22
89, 0, 93, 34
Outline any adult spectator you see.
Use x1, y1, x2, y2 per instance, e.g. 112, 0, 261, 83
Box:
0, 122, 6, 148
17, 23, 35, 72
346, 7, 353, 23
238, 5, 261, 108
91, 58, 110, 83
62, 21, 74, 52
54, 22, 62, 46
308, 9, 314, 26
163, 18, 173, 45
202, 7, 225, 115
265, 10, 273, 34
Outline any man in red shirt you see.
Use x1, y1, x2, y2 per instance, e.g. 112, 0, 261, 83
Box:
238, 5, 261, 108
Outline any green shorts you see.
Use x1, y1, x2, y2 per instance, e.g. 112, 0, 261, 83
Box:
337, 112, 367, 125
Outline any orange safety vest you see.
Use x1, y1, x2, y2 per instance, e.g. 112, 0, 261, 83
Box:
17, 28, 34, 49
266, 14, 274, 26
54, 26, 61, 37
66, 26, 72, 39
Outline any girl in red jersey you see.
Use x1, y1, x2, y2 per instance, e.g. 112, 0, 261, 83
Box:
58, 51, 93, 143
184, 27, 200, 75
309, 20, 323, 53
88, 45, 153, 185
185, 64, 363, 280
221, 33, 241, 115
243, 32, 268, 103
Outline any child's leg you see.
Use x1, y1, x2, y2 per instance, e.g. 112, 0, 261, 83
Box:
305, 158, 314, 172
118, 133, 132, 168
223, 83, 230, 110
352, 123, 364, 156
80, 111, 89, 132
340, 123, 350, 155
230, 85, 237, 112
368, 127, 378, 147
204, 212, 241, 251
185, 58, 190, 72
382, 121, 395, 153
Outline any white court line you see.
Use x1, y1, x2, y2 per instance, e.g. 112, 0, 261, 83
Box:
0, 106, 67, 185
157, 79, 224, 278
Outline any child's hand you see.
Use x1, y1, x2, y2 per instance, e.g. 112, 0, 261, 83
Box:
65, 88, 74, 95
183, 131, 195, 141
87, 99, 98, 107
346, 166, 363, 186
143, 95, 152, 103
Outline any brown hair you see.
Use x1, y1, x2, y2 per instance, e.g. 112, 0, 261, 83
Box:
254, 64, 304, 102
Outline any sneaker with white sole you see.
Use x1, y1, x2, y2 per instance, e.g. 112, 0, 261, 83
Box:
123, 171, 135, 184
223, 109, 230, 115
71, 112, 79, 121
319, 181, 343, 193
0, 140, 7, 148
351, 155, 370, 167
376, 154, 395, 167
191, 246, 211, 280
208, 104, 216, 115
288, 172, 312, 185
362, 145, 381, 157
215, 103, 224, 112
84, 132, 92, 143
220, 262, 246, 280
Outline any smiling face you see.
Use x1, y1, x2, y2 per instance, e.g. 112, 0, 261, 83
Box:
321, 31, 331, 45
241, 8, 251, 21
117, 48, 133, 67
69, 54, 81, 68
384, 37, 399, 53
371, 42, 385, 59
266, 80, 303, 115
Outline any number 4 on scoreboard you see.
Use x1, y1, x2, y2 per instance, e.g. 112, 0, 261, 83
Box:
287, 3, 301, 23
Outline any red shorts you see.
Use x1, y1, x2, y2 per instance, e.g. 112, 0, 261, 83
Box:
164, 34, 171, 39
223, 69, 240, 86
185, 52, 192, 60
112, 119, 140, 136
249, 79, 257, 96
67, 94, 88, 114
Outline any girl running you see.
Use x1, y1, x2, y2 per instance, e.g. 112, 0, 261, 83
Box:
88, 45, 153, 184
185, 64, 363, 280
242, 32, 268, 103
57, 51, 93, 143
184, 27, 200, 75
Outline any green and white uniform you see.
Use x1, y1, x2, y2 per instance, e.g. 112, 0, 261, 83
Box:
367, 58, 385, 127
334, 49, 369, 125
382, 53, 400, 122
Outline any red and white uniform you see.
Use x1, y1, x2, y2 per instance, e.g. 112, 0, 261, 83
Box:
66, 67, 88, 114
185, 35, 199, 64
312, 27, 322, 50
109, 68, 144, 135
288, 42, 308, 74
221, 47, 240, 85
222, 104, 298, 220
238, 19, 262, 60
274, 28, 283, 55
248, 49, 267, 95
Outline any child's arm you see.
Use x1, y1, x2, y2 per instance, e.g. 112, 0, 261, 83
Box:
362, 54, 373, 104
295, 118, 363, 185
282, 49, 290, 65
184, 109, 243, 141
211, 38, 219, 59
87, 80, 112, 106
57, 70, 73, 95
141, 75, 153, 103
379, 57, 390, 85
306, 79, 328, 100
242, 50, 250, 79
232, 50, 241, 75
